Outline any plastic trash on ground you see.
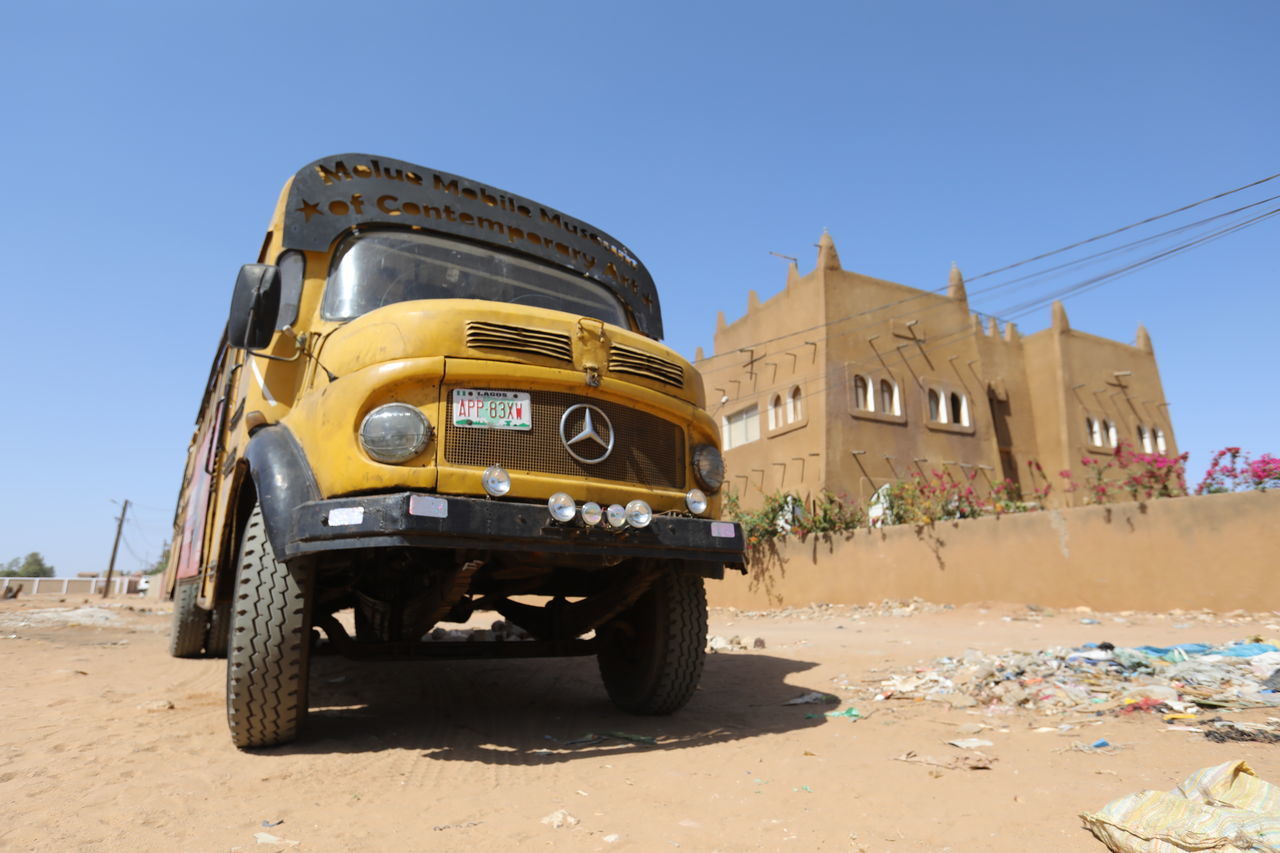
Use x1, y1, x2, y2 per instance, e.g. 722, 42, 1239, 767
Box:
1081, 760, 1280, 852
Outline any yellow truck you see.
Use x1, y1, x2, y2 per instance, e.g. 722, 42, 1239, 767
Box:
163, 154, 744, 748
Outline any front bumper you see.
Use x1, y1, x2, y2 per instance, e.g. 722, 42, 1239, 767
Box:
285, 492, 745, 571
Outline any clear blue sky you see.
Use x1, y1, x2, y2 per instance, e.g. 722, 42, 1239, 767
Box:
1, 2, 1275, 576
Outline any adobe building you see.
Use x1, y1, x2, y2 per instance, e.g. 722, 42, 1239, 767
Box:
695, 233, 1177, 508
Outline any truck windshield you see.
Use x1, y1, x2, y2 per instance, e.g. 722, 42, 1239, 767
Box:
323, 231, 629, 326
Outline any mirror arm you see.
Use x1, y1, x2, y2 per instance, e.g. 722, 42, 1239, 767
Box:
246, 329, 337, 382
246, 328, 305, 363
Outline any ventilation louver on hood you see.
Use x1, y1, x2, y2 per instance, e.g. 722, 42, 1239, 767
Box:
608, 344, 684, 388
465, 321, 573, 362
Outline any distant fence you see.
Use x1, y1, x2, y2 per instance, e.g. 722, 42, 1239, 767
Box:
1, 576, 143, 596
707, 489, 1280, 612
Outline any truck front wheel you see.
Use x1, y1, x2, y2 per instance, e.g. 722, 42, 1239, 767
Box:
596, 566, 707, 715
226, 503, 313, 749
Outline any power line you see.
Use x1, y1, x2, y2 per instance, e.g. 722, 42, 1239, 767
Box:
697, 170, 1280, 380
699, 187, 1279, 392
705, 200, 1280, 417
965, 170, 1280, 283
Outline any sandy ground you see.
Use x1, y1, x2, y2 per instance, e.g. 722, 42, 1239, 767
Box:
2, 595, 1278, 852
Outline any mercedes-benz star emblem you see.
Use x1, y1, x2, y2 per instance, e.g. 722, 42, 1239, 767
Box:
559, 404, 615, 464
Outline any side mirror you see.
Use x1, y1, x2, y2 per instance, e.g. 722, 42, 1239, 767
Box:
228, 264, 282, 350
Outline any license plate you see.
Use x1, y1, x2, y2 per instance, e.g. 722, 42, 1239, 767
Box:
451, 389, 532, 430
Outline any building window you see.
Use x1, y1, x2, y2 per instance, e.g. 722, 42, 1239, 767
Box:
768, 394, 781, 430
788, 386, 803, 423
928, 389, 942, 422
1104, 419, 1118, 448
949, 392, 969, 427
722, 405, 760, 450
1154, 427, 1167, 453
879, 379, 899, 416
853, 376, 870, 411
1137, 424, 1153, 453
1086, 416, 1103, 447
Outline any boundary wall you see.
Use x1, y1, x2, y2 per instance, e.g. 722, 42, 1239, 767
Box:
0, 576, 141, 597
708, 490, 1280, 612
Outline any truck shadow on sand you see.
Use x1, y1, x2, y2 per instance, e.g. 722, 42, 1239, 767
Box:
271, 652, 827, 763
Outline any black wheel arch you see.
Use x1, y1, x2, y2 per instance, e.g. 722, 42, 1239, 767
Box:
242, 425, 321, 560
212, 425, 320, 607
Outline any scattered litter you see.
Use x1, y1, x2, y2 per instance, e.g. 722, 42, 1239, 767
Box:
602, 834, 621, 843
432, 821, 481, 831
783, 691, 838, 706
824, 707, 863, 720
1081, 618, 1101, 625
871, 639, 1280, 717
712, 598, 952, 622
562, 731, 657, 747
1062, 741, 1128, 755
137, 699, 174, 712
706, 634, 764, 653
947, 738, 994, 750
896, 750, 995, 771
0, 606, 120, 628
540, 809, 580, 829
1082, 760, 1280, 852
1202, 717, 1280, 745
792, 785, 813, 793
254, 832, 300, 847
260, 820, 284, 828
424, 620, 531, 643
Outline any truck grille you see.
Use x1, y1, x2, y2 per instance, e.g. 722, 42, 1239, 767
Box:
608, 343, 684, 388
443, 389, 685, 489
465, 321, 572, 363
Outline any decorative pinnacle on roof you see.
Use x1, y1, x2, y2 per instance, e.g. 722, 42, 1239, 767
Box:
1136, 324, 1153, 353
948, 263, 967, 302
1052, 300, 1070, 332
816, 230, 842, 272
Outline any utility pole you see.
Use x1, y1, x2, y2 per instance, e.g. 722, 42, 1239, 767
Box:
102, 499, 129, 599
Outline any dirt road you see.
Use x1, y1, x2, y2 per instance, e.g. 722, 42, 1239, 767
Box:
2, 596, 1277, 852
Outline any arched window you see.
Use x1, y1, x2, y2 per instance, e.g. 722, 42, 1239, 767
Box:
879, 379, 897, 415
1154, 428, 1167, 453
928, 389, 941, 422
1137, 425, 1153, 453
853, 376, 869, 411
949, 392, 964, 426
1086, 417, 1102, 446
1105, 420, 1117, 448
768, 394, 781, 430
788, 386, 803, 422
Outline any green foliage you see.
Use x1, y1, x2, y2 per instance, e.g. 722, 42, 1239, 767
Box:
144, 541, 171, 576
724, 490, 865, 552
0, 552, 55, 578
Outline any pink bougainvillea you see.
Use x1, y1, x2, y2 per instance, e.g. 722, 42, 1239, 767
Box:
1197, 448, 1280, 494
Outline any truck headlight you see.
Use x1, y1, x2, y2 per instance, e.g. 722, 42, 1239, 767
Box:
692, 444, 724, 493
624, 500, 652, 528
548, 492, 576, 523
685, 489, 708, 515
359, 403, 432, 463
482, 465, 512, 497
580, 502, 603, 526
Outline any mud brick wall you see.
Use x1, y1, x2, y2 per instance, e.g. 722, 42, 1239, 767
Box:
708, 490, 1279, 612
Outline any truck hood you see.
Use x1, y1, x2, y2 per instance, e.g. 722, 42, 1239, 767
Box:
317, 300, 703, 406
